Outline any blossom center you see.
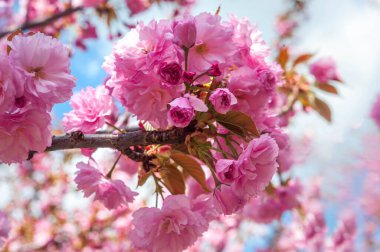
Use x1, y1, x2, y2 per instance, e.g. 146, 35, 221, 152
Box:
195, 43, 208, 54
29, 67, 45, 79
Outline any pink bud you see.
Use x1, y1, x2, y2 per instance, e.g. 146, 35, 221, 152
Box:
183, 71, 196, 83
208, 63, 222, 77
168, 97, 195, 128
209, 88, 237, 114
173, 16, 197, 48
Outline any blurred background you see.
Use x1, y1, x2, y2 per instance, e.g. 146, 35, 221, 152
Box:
1, 0, 380, 250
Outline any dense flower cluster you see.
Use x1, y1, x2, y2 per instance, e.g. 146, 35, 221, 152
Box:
101, 12, 287, 251
0, 32, 75, 163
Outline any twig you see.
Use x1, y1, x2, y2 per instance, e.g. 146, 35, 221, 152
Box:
0, 6, 84, 39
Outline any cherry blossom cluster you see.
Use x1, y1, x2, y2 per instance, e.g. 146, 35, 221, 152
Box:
0, 32, 75, 163
0, 0, 196, 50
55, 12, 290, 251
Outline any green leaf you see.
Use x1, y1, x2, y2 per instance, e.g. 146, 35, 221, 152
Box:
316, 82, 338, 94
313, 97, 332, 122
171, 151, 211, 192
216, 111, 260, 138
159, 164, 185, 195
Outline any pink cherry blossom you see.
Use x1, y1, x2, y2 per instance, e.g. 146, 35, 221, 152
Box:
275, 18, 297, 38
243, 196, 282, 223
228, 62, 281, 124
168, 95, 207, 128
233, 134, 279, 197
130, 195, 208, 252
94, 179, 138, 210
230, 16, 270, 64
173, 16, 197, 48
0, 211, 10, 247
75, 161, 103, 197
370, 94, 380, 128
74, 161, 138, 210
62, 85, 117, 134
213, 185, 246, 215
310, 57, 341, 83
0, 49, 15, 113
188, 13, 236, 73
0, 107, 52, 163
126, 0, 150, 16
81, 0, 104, 7
8, 32, 76, 109
326, 212, 356, 252
215, 159, 239, 183
168, 97, 195, 128
209, 88, 237, 114
104, 20, 184, 128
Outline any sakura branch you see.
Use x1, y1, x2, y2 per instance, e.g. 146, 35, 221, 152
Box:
28, 125, 195, 159
0, 6, 83, 39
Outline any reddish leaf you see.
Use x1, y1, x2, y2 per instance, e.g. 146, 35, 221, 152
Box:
171, 151, 210, 192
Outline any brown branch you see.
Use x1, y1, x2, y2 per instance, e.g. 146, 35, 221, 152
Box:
0, 6, 84, 39
28, 124, 195, 160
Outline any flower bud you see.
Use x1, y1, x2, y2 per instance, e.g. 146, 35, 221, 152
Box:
173, 16, 197, 48
208, 63, 222, 77
183, 71, 196, 83
209, 88, 237, 114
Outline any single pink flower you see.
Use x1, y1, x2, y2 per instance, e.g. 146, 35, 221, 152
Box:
229, 16, 270, 65
213, 185, 246, 215
8, 32, 76, 109
125, 0, 150, 16
75, 161, 103, 197
62, 85, 117, 133
0, 107, 52, 164
130, 195, 208, 252
188, 13, 236, 73
275, 18, 297, 38
95, 179, 138, 210
228, 62, 281, 125
168, 97, 195, 128
370, 94, 380, 128
209, 88, 237, 114
233, 134, 279, 197
310, 57, 341, 83
74, 161, 138, 210
168, 95, 207, 128
0, 211, 10, 247
173, 16, 197, 48
215, 159, 239, 183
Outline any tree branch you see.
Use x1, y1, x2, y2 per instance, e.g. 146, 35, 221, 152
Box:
0, 6, 83, 39
28, 124, 195, 160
